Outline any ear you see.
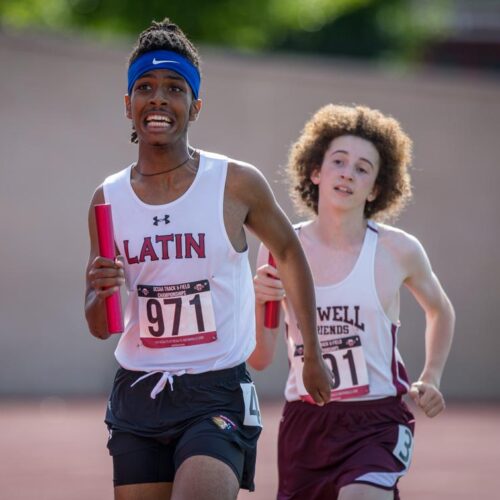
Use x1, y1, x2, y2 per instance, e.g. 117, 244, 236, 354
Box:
124, 94, 132, 119
367, 185, 379, 202
310, 168, 321, 185
189, 99, 203, 122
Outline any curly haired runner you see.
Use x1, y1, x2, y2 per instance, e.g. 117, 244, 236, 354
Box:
84, 19, 332, 500
250, 104, 455, 500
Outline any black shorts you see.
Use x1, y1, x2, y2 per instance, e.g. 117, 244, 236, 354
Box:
105, 363, 262, 491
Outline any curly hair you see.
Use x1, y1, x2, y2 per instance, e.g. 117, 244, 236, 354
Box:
127, 18, 201, 143
287, 104, 413, 222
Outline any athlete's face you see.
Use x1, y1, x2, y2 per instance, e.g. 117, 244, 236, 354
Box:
124, 68, 202, 146
311, 135, 380, 214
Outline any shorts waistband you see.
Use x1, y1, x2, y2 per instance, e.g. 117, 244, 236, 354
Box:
121, 363, 247, 390
289, 396, 403, 411
171, 363, 247, 388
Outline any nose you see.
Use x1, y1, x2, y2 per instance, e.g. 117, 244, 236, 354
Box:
150, 86, 168, 105
340, 165, 354, 180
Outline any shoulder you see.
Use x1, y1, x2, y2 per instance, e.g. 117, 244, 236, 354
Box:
227, 158, 267, 182
375, 223, 427, 270
225, 158, 272, 201
202, 150, 261, 181
89, 184, 105, 208
103, 165, 131, 185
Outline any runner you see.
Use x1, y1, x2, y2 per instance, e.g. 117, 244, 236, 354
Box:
250, 104, 455, 499
84, 18, 332, 500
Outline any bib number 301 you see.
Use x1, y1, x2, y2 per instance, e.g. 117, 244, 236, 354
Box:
293, 335, 370, 402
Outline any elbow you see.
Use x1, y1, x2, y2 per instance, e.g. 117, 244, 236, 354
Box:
444, 296, 456, 326
85, 297, 111, 340
428, 295, 456, 331
247, 353, 273, 371
88, 325, 111, 340
249, 360, 271, 371
85, 313, 111, 340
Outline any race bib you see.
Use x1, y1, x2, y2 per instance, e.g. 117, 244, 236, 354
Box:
393, 424, 414, 467
240, 382, 262, 427
138, 279, 217, 348
292, 335, 370, 403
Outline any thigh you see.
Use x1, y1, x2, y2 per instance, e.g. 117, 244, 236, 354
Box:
171, 455, 239, 500
115, 482, 172, 500
108, 431, 176, 487
339, 483, 393, 500
278, 402, 336, 498
277, 399, 413, 499
173, 417, 245, 487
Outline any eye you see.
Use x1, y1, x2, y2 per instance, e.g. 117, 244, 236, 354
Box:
165, 79, 187, 94
356, 165, 368, 174
333, 159, 343, 166
135, 82, 152, 92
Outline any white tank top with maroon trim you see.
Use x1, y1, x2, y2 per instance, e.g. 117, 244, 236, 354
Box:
283, 221, 410, 403
102, 150, 255, 376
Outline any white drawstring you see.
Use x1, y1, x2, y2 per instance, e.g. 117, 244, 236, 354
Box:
130, 370, 186, 399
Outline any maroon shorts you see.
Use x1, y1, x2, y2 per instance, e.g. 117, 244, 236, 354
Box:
278, 397, 415, 500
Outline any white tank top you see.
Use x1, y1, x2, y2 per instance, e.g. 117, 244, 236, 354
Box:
102, 150, 256, 377
283, 222, 410, 402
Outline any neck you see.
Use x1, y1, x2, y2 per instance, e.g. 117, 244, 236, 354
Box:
136, 139, 193, 175
311, 204, 368, 248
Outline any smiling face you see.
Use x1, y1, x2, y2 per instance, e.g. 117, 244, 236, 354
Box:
311, 135, 380, 216
124, 68, 202, 146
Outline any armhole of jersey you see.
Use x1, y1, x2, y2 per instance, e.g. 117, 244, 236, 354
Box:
102, 165, 132, 206
369, 222, 398, 325
102, 181, 110, 204
101, 167, 132, 260
218, 159, 247, 256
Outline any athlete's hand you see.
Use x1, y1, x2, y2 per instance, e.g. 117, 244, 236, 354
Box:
302, 353, 334, 406
253, 264, 285, 305
88, 256, 125, 299
409, 381, 445, 418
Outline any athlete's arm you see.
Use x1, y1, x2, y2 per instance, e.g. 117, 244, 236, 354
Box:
401, 234, 455, 417
84, 186, 125, 340
227, 161, 332, 405
248, 243, 284, 370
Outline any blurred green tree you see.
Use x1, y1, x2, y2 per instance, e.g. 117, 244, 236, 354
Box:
0, 0, 449, 63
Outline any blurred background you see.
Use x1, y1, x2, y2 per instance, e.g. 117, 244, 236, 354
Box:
1, 0, 499, 400
0, 0, 499, 497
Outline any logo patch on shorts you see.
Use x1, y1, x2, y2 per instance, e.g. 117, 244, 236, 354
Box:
212, 415, 237, 431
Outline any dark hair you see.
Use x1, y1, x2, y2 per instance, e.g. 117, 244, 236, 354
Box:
128, 18, 201, 143
287, 104, 413, 221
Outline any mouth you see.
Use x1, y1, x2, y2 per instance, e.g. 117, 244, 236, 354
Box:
334, 185, 353, 195
144, 113, 173, 130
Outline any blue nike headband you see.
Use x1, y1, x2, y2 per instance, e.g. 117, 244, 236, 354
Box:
127, 50, 201, 99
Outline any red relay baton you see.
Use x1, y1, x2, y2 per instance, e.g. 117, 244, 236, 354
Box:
264, 253, 280, 328
94, 204, 124, 334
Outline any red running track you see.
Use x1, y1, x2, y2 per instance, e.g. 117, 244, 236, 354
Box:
0, 399, 498, 499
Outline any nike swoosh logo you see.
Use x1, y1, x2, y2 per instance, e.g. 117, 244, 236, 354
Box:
152, 58, 180, 65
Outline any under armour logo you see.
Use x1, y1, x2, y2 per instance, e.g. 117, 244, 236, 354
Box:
153, 215, 170, 226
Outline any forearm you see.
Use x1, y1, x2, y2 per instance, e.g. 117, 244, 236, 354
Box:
274, 244, 320, 359
248, 302, 280, 370
85, 290, 111, 339
419, 298, 455, 387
